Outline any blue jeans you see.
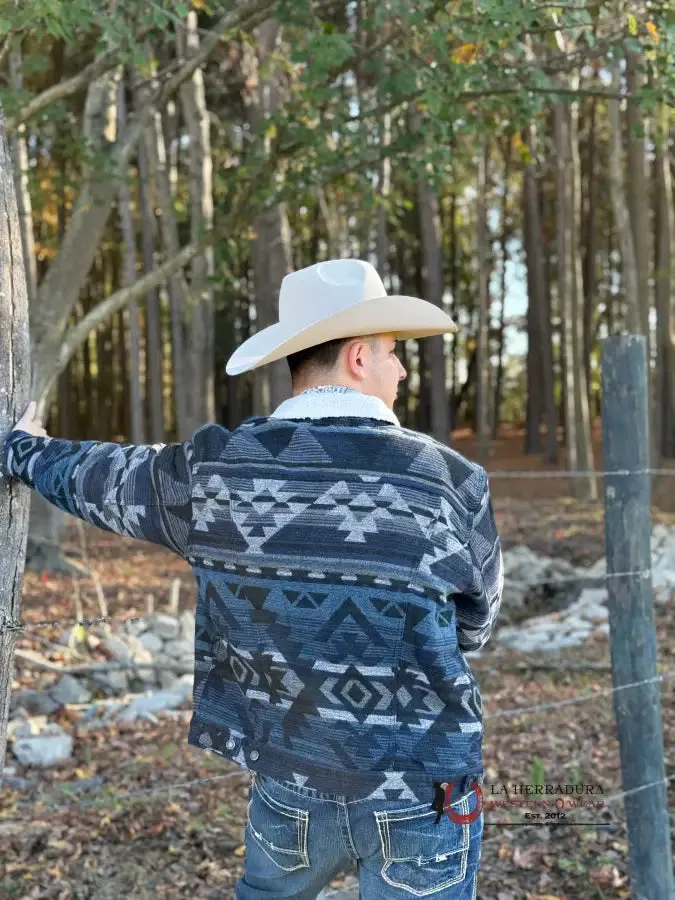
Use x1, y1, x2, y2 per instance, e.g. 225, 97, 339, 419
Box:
236, 773, 483, 899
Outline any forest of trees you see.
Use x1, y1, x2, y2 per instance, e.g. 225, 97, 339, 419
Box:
1, 0, 674, 564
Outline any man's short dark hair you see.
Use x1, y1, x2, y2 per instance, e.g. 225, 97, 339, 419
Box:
286, 334, 377, 384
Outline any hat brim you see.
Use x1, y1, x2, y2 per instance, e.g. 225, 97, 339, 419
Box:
225, 294, 458, 375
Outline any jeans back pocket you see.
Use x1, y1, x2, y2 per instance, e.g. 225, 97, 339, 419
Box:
374, 793, 472, 896
247, 774, 310, 873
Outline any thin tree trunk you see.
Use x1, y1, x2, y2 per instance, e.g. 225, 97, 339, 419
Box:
414, 116, 450, 445
137, 131, 164, 442
8, 49, 38, 310
475, 142, 490, 461
492, 138, 511, 440
242, 20, 293, 412
607, 60, 640, 334
524, 122, 557, 461
316, 186, 339, 259
117, 80, 144, 444
135, 51, 190, 440
654, 107, 675, 459
554, 101, 578, 477
582, 98, 598, 407
626, 49, 650, 343
178, 11, 216, 434
375, 111, 392, 279
569, 91, 596, 499
0, 105, 32, 769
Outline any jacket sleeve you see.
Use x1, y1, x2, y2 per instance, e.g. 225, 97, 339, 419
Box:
1, 429, 194, 559
454, 470, 504, 653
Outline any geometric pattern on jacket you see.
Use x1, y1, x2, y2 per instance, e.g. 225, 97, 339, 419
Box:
2, 412, 503, 804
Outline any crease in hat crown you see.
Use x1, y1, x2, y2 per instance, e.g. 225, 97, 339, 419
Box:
278, 259, 387, 322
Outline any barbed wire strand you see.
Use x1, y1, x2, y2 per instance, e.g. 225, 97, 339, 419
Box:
484, 669, 675, 720
3, 755, 674, 830
2, 768, 250, 819
3, 667, 674, 821
3, 564, 669, 637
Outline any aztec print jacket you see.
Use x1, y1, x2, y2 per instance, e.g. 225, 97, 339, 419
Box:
2, 385, 503, 805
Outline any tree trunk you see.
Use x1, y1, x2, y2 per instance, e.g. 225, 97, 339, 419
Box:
9, 49, 38, 309
0, 105, 32, 770
448, 189, 459, 416
569, 92, 596, 499
415, 142, 450, 445
135, 53, 190, 440
523, 122, 557, 462
178, 11, 216, 434
375, 111, 392, 279
242, 20, 293, 412
582, 98, 598, 407
524, 244, 543, 455
117, 80, 144, 445
475, 142, 490, 461
607, 60, 640, 334
30, 63, 123, 408
625, 49, 650, 343
492, 138, 511, 440
137, 122, 164, 442
654, 107, 675, 459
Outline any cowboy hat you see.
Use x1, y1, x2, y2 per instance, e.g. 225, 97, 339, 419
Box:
225, 258, 458, 376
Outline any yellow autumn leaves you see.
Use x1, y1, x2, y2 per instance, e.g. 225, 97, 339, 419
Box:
452, 43, 479, 65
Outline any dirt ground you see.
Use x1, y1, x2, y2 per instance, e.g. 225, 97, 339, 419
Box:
2, 427, 674, 899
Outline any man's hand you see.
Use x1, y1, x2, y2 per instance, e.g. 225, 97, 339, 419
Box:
12, 400, 49, 438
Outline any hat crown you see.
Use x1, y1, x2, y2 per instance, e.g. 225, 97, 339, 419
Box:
279, 259, 386, 324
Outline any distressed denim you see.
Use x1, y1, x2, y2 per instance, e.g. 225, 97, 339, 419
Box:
236, 773, 483, 899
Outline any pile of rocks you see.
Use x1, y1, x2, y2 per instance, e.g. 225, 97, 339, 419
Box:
7, 610, 198, 769
495, 523, 674, 653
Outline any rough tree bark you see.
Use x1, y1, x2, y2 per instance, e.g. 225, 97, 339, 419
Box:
0, 105, 31, 769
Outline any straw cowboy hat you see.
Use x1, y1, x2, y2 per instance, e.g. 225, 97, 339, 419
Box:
225, 259, 458, 376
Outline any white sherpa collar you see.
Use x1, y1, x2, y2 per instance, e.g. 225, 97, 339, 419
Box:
269, 385, 400, 425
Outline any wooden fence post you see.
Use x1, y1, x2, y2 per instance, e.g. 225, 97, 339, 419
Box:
601, 335, 674, 900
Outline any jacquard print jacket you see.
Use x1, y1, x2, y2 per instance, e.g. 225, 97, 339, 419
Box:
2, 385, 503, 805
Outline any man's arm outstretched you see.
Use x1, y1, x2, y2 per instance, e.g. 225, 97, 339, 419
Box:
2, 402, 194, 559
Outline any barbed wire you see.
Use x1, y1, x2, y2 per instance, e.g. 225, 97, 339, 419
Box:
3, 665, 673, 823
2, 564, 666, 637
1, 767, 250, 819
486, 468, 675, 479
484, 669, 675, 720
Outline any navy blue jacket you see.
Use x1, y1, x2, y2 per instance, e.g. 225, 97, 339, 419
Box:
2, 399, 502, 803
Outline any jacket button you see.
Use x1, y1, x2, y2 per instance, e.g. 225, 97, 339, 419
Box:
249, 750, 259, 761
225, 738, 236, 750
